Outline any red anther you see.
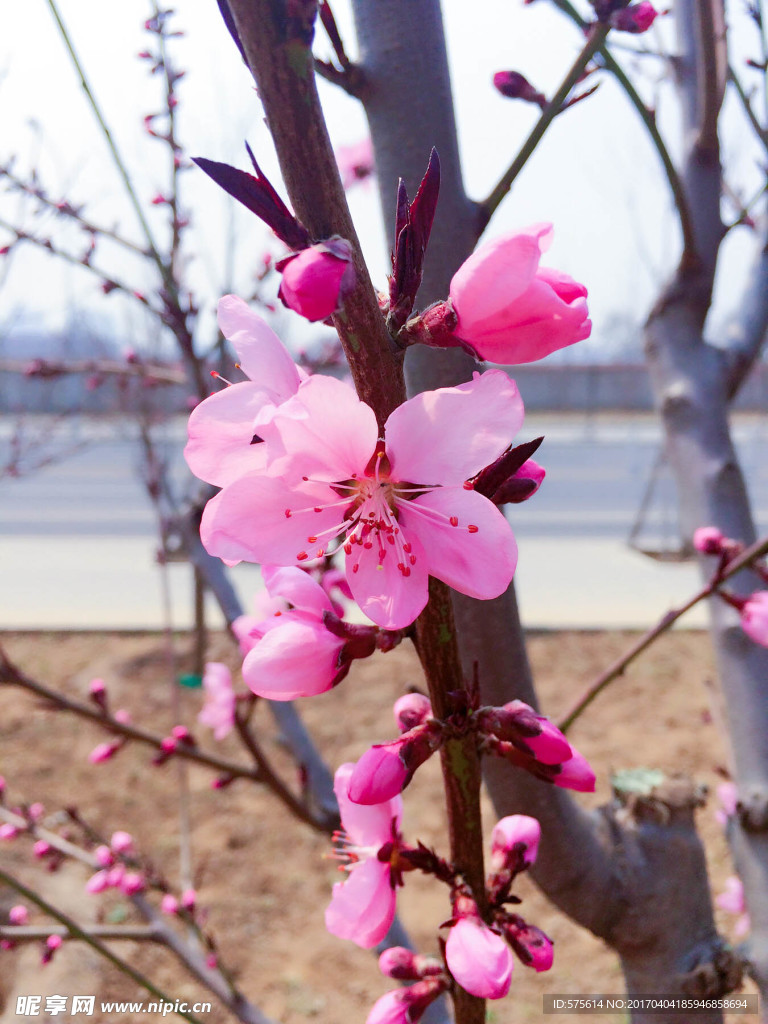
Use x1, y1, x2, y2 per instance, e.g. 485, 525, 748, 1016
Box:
468, 524, 479, 533
463, 481, 474, 490
450, 516, 459, 527
284, 509, 292, 518
387, 534, 395, 544
344, 543, 352, 554
352, 564, 359, 573
315, 548, 325, 558
314, 506, 323, 513
402, 542, 412, 553
409, 555, 417, 565
297, 551, 308, 561
307, 535, 318, 543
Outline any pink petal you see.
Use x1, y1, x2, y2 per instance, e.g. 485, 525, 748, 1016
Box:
450, 226, 552, 326
445, 918, 513, 999
490, 815, 541, 869
400, 487, 517, 600
200, 474, 342, 566
553, 749, 596, 792
348, 742, 410, 805
385, 370, 524, 486
334, 763, 402, 847
325, 856, 396, 949
184, 382, 271, 487
241, 620, 343, 700
262, 565, 334, 617
345, 528, 430, 630
279, 248, 349, 322
364, 990, 409, 1024
217, 295, 301, 396
265, 375, 378, 481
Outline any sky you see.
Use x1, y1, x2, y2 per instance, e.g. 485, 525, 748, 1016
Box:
0, 0, 764, 362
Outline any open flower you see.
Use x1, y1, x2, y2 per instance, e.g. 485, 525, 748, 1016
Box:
325, 763, 403, 948
448, 225, 590, 364
184, 295, 302, 488
201, 369, 521, 629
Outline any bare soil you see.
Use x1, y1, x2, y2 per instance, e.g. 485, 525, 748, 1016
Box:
0, 630, 757, 1023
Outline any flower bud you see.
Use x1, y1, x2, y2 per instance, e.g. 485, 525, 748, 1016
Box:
110, 831, 133, 855
740, 592, 768, 647
477, 700, 572, 764
85, 870, 110, 895
609, 2, 658, 32
503, 916, 554, 972
490, 815, 541, 873
33, 840, 52, 859
9, 905, 29, 925
493, 70, 546, 107
393, 692, 432, 732
94, 845, 113, 868
445, 897, 513, 1000
121, 872, 146, 895
348, 723, 442, 805
0, 823, 19, 840
277, 238, 355, 322
161, 894, 180, 915
693, 526, 725, 554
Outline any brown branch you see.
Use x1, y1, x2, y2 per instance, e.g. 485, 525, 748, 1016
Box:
0, 358, 186, 385
558, 534, 768, 731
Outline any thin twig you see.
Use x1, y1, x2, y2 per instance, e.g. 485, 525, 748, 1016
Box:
479, 23, 610, 228
0, 868, 206, 1024
0, 925, 161, 942
728, 64, 768, 150
547, 0, 697, 263
558, 535, 768, 731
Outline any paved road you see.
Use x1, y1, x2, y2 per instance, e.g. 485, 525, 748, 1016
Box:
2, 414, 767, 628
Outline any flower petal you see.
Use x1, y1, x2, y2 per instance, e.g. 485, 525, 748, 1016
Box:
262, 565, 334, 617
266, 374, 379, 481
325, 856, 396, 949
449, 225, 552, 326
445, 918, 513, 999
334, 763, 402, 847
345, 529, 429, 629
217, 295, 301, 397
184, 381, 271, 487
241, 619, 343, 700
200, 474, 343, 566
400, 488, 517, 599
385, 370, 524, 486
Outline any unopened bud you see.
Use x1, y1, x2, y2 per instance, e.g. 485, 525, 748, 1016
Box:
493, 70, 546, 107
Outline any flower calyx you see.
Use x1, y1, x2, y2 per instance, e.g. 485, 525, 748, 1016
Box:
469, 436, 545, 506
387, 148, 441, 334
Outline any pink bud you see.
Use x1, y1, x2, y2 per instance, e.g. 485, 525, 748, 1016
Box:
94, 845, 113, 868
114, 709, 131, 725
553, 750, 596, 793
0, 940, 13, 950
86, 870, 110, 894
445, 908, 513, 1000
490, 815, 541, 872
205, 953, 218, 969
121, 872, 146, 895
28, 802, 44, 821
110, 831, 133, 854
9, 905, 29, 925
160, 736, 177, 753
171, 725, 192, 743
181, 888, 197, 911
0, 776, 5, 794
88, 742, 117, 764
348, 723, 442, 805
503, 917, 554, 972
107, 865, 126, 888
716, 876, 746, 915
693, 527, 725, 554
493, 70, 546, 107
715, 782, 738, 827
393, 693, 432, 732
0, 823, 19, 840
161, 894, 179, 915
46, 934, 63, 951
33, 840, 52, 858
277, 239, 355, 322
446, 226, 590, 364
378, 947, 420, 980
478, 701, 572, 764
89, 677, 106, 697
740, 592, 768, 647
610, 2, 658, 33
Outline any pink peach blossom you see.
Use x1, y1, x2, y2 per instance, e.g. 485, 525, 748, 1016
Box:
198, 663, 236, 739
184, 295, 302, 488
325, 763, 403, 949
236, 566, 346, 701
449, 225, 591, 364
490, 815, 541, 872
610, 2, 658, 33
445, 899, 513, 999
348, 720, 442, 805
202, 370, 521, 629
277, 240, 355, 322
693, 526, 725, 554
740, 592, 768, 647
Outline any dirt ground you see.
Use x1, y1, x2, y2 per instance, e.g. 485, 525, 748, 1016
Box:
0, 629, 757, 1023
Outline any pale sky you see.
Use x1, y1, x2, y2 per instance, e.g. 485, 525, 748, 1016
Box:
0, 0, 763, 360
